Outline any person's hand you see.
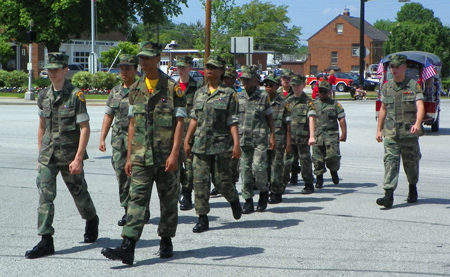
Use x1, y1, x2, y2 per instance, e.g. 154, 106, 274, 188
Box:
184, 142, 192, 159
99, 140, 106, 152
232, 145, 241, 159
285, 143, 292, 154
165, 154, 178, 172
269, 136, 276, 150
125, 160, 132, 176
308, 137, 316, 146
410, 124, 421, 134
339, 133, 347, 142
376, 131, 383, 143
69, 159, 82, 175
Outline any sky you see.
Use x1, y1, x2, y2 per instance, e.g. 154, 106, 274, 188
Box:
170, 0, 450, 46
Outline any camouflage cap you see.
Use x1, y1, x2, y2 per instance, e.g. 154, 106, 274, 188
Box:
117, 54, 138, 66
224, 67, 237, 79
318, 80, 332, 90
205, 55, 226, 68
280, 68, 294, 78
289, 74, 306, 85
389, 54, 407, 66
176, 55, 193, 67
240, 65, 259, 79
43, 52, 69, 69
263, 74, 280, 85
137, 41, 163, 57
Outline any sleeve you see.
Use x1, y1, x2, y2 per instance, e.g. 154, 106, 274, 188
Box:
227, 90, 240, 126
380, 82, 388, 103
105, 92, 115, 115
37, 91, 44, 117
74, 90, 89, 124
283, 102, 291, 123
307, 100, 316, 117
336, 102, 345, 118
415, 82, 424, 101
173, 82, 187, 118
128, 86, 136, 118
264, 95, 273, 115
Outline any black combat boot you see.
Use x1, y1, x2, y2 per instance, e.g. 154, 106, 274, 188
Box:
331, 171, 339, 185
84, 214, 99, 243
159, 237, 173, 259
118, 208, 127, 226
193, 215, 209, 233
25, 235, 55, 259
290, 173, 298, 186
210, 187, 220, 196
268, 192, 282, 204
101, 236, 136, 265
301, 183, 315, 194
256, 191, 269, 212
376, 189, 394, 208
315, 175, 324, 188
230, 199, 242, 220
179, 188, 193, 210
242, 198, 254, 214
406, 184, 418, 203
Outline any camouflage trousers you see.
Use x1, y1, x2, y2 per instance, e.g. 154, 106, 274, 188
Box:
231, 157, 240, 184
111, 144, 131, 207
36, 161, 97, 236
121, 165, 180, 241
192, 153, 239, 215
180, 155, 194, 191
383, 136, 421, 190
282, 151, 301, 185
240, 145, 269, 200
286, 144, 314, 184
268, 149, 286, 194
312, 141, 341, 175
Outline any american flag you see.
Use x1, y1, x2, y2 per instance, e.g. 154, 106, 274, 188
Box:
376, 59, 384, 75
421, 58, 437, 80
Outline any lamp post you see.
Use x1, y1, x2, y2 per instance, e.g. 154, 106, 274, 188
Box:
167, 40, 178, 74
25, 21, 36, 101
359, 0, 410, 86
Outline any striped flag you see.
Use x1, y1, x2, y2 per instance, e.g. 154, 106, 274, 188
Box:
422, 58, 437, 80
376, 59, 384, 75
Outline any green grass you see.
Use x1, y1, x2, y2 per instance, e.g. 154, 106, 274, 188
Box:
0, 92, 109, 100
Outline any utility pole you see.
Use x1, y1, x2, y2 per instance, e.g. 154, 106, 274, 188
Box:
359, 0, 366, 88
24, 21, 36, 101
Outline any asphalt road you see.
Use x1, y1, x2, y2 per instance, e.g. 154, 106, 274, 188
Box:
1, 100, 450, 276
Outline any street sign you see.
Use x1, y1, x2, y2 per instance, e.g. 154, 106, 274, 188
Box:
355, 47, 370, 58
231, 37, 254, 54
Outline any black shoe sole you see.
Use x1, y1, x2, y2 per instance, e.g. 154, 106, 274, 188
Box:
25, 249, 55, 259
376, 198, 393, 209
179, 205, 193, 211
101, 248, 134, 265
159, 251, 173, 259
192, 225, 209, 233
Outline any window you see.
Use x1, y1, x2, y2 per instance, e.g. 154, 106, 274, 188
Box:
351, 65, 360, 73
331, 52, 338, 64
352, 44, 359, 56
310, 66, 318, 76
337, 23, 343, 34
73, 51, 89, 70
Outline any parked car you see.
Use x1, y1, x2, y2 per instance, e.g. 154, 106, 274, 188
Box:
171, 71, 204, 86
346, 72, 378, 91
306, 72, 353, 92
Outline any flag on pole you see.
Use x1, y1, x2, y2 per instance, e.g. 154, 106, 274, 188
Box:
376, 59, 384, 75
422, 57, 437, 80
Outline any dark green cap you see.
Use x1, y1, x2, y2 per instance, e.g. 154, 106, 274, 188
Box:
389, 54, 407, 66
224, 67, 237, 79
318, 80, 332, 90
263, 74, 280, 85
205, 55, 226, 68
289, 74, 306, 85
137, 41, 163, 57
117, 54, 138, 66
43, 52, 69, 69
240, 65, 259, 79
280, 68, 294, 78
176, 55, 193, 67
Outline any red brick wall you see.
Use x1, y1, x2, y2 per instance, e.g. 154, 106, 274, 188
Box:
280, 61, 305, 75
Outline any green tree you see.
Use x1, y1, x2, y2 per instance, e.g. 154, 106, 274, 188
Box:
0, 38, 14, 68
373, 19, 395, 32
99, 41, 139, 69
383, 3, 450, 76
0, 0, 187, 51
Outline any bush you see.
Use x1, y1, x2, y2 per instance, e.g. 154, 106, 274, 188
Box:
33, 78, 51, 88
0, 70, 7, 86
92, 71, 120, 90
441, 77, 450, 90
4, 70, 28, 87
72, 71, 94, 89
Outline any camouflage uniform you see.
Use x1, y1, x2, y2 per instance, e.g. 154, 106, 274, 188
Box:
122, 69, 186, 241
36, 79, 97, 235
180, 76, 202, 192
312, 98, 345, 175
105, 84, 131, 207
190, 83, 240, 215
238, 87, 273, 199
285, 92, 316, 185
267, 93, 291, 194
381, 77, 423, 190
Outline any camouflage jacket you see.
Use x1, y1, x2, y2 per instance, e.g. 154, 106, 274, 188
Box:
238, 87, 273, 147
286, 92, 316, 145
381, 78, 424, 139
314, 98, 345, 146
183, 76, 202, 138
190, 83, 239, 155
105, 84, 130, 150
269, 93, 291, 149
277, 86, 294, 99
37, 80, 89, 166
129, 69, 187, 167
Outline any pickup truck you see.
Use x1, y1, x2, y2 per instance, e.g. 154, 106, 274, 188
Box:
306, 72, 354, 92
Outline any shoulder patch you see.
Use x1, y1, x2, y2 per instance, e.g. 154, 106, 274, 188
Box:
233, 92, 239, 103
76, 90, 85, 102
285, 102, 290, 112
337, 103, 342, 108
175, 84, 184, 98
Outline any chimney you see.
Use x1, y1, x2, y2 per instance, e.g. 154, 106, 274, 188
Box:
343, 8, 350, 16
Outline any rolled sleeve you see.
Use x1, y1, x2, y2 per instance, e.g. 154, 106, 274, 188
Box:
189, 108, 197, 120
415, 93, 424, 101
38, 108, 44, 117
105, 106, 114, 116
227, 114, 239, 126
307, 110, 316, 117
128, 105, 134, 118
284, 116, 292, 123
175, 107, 187, 118
337, 112, 346, 118
265, 106, 273, 115
76, 113, 90, 123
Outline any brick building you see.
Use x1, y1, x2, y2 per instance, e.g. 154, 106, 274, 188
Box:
304, 9, 389, 76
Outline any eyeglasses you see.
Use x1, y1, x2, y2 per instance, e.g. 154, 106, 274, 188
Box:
264, 84, 275, 87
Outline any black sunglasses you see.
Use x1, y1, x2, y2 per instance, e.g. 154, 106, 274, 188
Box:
318, 89, 329, 94
264, 84, 275, 87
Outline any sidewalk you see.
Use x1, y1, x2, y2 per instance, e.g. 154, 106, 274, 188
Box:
0, 97, 107, 106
